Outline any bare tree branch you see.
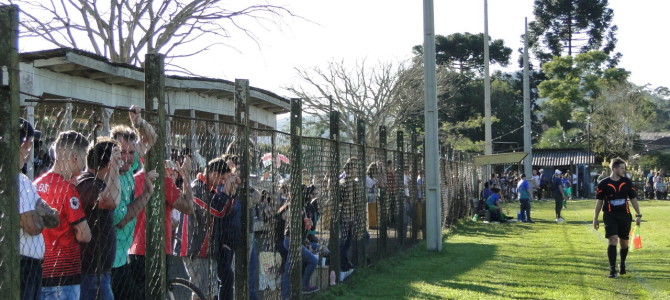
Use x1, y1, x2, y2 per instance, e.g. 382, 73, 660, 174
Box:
286, 59, 457, 145
12, 0, 298, 69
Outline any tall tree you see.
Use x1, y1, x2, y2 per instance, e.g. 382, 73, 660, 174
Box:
535, 122, 585, 149
11, 0, 294, 70
590, 83, 656, 159
412, 32, 512, 74
285, 59, 457, 144
528, 0, 619, 65
538, 50, 629, 127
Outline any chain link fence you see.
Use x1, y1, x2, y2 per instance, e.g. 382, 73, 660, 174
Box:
0, 10, 481, 298
3, 98, 481, 299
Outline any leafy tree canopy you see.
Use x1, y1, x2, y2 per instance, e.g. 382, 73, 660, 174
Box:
535, 121, 585, 149
528, 0, 619, 64
538, 50, 629, 126
413, 32, 512, 74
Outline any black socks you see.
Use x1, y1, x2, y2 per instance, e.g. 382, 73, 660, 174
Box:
620, 247, 628, 264
620, 247, 629, 275
608, 245, 617, 267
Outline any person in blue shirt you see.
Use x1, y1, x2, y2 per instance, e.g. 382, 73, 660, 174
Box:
480, 182, 492, 211
516, 174, 534, 223
552, 170, 567, 222
485, 187, 505, 222
561, 174, 571, 208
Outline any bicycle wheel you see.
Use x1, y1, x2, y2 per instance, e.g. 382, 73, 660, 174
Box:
167, 277, 206, 300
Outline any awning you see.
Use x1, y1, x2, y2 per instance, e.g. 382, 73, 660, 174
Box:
473, 152, 528, 166
532, 150, 594, 166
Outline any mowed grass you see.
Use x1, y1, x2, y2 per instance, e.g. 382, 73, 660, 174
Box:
315, 199, 670, 300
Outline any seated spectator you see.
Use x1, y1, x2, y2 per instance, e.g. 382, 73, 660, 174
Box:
280, 185, 320, 299
304, 185, 329, 256
644, 181, 654, 199
656, 180, 667, 200
485, 187, 506, 222
34, 131, 92, 299
480, 182, 492, 212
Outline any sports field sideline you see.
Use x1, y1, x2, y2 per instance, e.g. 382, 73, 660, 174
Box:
315, 199, 670, 300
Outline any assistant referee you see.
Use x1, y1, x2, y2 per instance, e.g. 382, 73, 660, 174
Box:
593, 157, 642, 278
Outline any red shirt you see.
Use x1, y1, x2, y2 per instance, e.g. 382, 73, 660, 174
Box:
34, 172, 86, 286
128, 172, 180, 255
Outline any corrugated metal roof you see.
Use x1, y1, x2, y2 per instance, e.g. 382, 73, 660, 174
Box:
532, 150, 594, 166
473, 152, 528, 166
639, 132, 670, 141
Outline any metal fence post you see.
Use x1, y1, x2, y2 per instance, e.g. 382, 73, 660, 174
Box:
396, 131, 405, 246
328, 111, 342, 281
378, 126, 388, 256
144, 53, 168, 300
411, 132, 419, 241
288, 98, 303, 298
0, 5, 20, 299
234, 78, 251, 300
356, 118, 367, 268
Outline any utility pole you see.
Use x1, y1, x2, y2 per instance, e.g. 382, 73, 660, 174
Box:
484, 0, 492, 157
422, 0, 442, 251
523, 18, 532, 177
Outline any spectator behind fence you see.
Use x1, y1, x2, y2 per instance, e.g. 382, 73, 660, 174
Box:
417, 169, 424, 202
176, 157, 231, 299
110, 105, 157, 300
385, 159, 396, 226
18, 118, 60, 300
339, 158, 358, 281
280, 184, 320, 299
128, 158, 196, 299
33, 131, 92, 299
77, 138, 122, 300
365, 162, 378, 203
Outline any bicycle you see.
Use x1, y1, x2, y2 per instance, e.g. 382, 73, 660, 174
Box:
167, 277, 206, 300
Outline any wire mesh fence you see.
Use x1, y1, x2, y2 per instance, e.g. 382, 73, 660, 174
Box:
2, 96, 482, 299
0, 14, 481, 297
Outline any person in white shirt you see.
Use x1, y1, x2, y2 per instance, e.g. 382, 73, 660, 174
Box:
365, 162, 378, 203
17, 118, 59, 300
532, 170, 541, 200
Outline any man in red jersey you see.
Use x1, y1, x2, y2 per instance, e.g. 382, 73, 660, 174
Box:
127, 158, 195, 298
34, 131, 92, 299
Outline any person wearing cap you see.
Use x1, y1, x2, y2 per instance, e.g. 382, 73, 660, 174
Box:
593, 157, 642, 278
552, 169, 567, 222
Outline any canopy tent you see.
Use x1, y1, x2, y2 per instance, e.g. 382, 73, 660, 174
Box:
473, 152, 529, 166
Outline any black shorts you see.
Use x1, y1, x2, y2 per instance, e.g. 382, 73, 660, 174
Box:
603, 212, 632, 239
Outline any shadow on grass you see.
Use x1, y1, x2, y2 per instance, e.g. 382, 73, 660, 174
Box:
314, 240, 499, 299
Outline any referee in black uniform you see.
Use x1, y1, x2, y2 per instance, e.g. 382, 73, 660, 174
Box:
593, 157, 642, 278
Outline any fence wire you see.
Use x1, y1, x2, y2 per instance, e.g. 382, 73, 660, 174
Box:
5, 99, 480, 299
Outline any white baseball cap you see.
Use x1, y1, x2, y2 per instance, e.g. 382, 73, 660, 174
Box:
555, 169, 562, 175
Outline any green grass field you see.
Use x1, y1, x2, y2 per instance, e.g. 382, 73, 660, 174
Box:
315, 199, 670, 300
